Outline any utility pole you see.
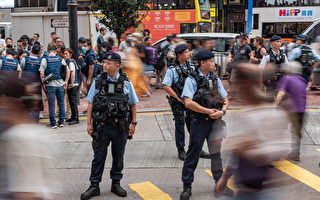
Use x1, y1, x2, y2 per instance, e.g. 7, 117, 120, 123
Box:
225, 0, 230, 32
68, 0, 79, 64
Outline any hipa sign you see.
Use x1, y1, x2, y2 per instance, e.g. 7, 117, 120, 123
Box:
276, 7, 317, 21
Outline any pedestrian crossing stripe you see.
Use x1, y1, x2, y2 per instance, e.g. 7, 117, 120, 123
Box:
204, 169, 237, 194
129, 181, 172, 200
273, 160, 320, 192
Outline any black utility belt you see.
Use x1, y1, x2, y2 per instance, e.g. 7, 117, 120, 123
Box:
95, 118, 128, 124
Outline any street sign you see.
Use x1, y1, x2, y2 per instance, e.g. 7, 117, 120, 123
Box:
51, 19, 69, 28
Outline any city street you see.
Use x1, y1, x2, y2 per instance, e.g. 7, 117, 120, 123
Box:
41, 87, 320, 200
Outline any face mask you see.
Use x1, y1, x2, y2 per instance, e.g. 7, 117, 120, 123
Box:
82, 46, 88, 52
7, 45, 12, 48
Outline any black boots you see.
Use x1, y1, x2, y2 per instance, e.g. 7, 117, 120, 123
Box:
199, 150, 210, 159
178, 148, 186, 161
180, 183, 192, 200
111, 180, 127, 197
81, 182, 100, 200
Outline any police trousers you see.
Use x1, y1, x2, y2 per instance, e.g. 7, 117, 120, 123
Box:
89, 123, 128, 183
172, 103, 187, 150
182, 118, 225, 184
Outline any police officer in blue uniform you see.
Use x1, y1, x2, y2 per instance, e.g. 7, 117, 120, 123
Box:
81, 52, 138, 200
0, 48, 21, 72
83, 39, 100, 90
259, 35, 288, 94
21, 44, 42, 121
288, 34, 320, 83
162, 44, 209, 161
180, 49, 230, 200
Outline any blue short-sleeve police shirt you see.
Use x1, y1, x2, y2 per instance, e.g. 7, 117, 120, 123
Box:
181, 70, 227, 100
162, 63, 195, 86
86, 73, 139, 105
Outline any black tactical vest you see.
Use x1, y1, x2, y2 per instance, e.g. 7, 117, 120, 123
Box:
170, 61, 193, 98
190, 71, 224, 119
268, 48, 286, 79
296, 45, 314, 82
92, 73, 130, 124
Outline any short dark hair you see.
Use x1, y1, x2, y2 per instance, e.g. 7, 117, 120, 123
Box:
101, 42, 112, 51
144, 37, 151, 43
48, 46, 57, 52
51, 32, 56, 35
54, 37, 62, 42
99, 27, 106, 33
85, 39, 91, 46
31, 44, 41, 55
17, 39, 23, 43
5, 37, 12, 43
79, 37, 86, 43
34, 41, 41, 46
6, 48, 16, 56
34, 33, 39, 38
107, 37, 114, 47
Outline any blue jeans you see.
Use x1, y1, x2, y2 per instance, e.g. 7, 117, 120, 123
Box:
46, 86, 65, 125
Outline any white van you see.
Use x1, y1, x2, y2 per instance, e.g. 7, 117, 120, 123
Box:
302, 18, 320, 44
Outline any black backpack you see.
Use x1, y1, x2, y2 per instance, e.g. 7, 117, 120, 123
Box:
154, 43, 170, 71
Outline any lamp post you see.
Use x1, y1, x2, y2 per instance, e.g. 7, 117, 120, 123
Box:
68, 0, 79, 64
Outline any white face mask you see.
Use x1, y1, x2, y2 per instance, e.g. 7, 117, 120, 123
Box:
82, 46, 88, 52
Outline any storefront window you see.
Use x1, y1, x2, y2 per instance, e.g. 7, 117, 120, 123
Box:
254, 0, 320, 7
180, 23, 197, 33
263, 22, 312, 38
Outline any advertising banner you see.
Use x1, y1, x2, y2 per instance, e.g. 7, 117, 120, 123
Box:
275, 7, 320, 22
141, 10, 196, 42
0, 0, 14, 8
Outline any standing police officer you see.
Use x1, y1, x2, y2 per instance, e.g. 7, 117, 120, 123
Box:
81, 52, 138, 200
180, 49, 229, 200
259, 35, 289, 94
288, 34, 320, 82
0, 48, 21, 72
162, 44, 209, 161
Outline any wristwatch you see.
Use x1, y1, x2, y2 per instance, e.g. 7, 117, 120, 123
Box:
222, 110, 226, 115
131, 121, 137, 125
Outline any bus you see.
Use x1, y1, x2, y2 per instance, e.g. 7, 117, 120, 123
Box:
250, 6, 320, 42
139, 0, 212, 42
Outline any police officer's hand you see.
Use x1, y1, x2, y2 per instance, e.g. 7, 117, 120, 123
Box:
129, 124, 136, 136
86, 79, 91, 87
87, 124, 94, 136
178, 98, 184, 104
209, 109, 224, 119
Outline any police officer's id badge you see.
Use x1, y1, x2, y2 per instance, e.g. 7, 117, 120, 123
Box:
208, 79, 214, 90
108, 83, 115, 94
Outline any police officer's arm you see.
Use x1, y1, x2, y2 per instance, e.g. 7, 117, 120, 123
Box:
87, 102, 93, 135
129, 104, 137, 136
184, 97, 215, 116
163, 85, 184, 103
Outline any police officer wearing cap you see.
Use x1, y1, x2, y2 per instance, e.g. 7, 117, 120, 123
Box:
81, 52, 138, 200
259, 35, 289, 93
288, 34, 320, 83
180, 49, 230, 200
162, 44, 209, 161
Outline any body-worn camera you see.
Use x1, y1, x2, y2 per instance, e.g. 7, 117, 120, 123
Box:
42, 73, 55, 84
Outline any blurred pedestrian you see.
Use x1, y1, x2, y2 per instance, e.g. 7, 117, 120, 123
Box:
214, 63, 292, 200
119, 33, 133, 52
274, 61, 307, 161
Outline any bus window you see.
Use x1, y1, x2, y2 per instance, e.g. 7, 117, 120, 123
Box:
307, 23, 320, 43
262, 23, 275, 38
181, 23, 197, 33
198, 0, 210, 20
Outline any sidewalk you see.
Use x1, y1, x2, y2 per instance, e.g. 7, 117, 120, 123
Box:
42, 79, 320, 117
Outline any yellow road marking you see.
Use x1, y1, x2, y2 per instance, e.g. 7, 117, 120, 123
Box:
317, 149, 320, 152
273, 160, 320, 192
129, 181, 172, 200
205, 170, 237, 194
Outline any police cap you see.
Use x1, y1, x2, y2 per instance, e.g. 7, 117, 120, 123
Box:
175, 44, 188, 55
102, 52, 121, 64
296, 34, 308, 41
239, 33, 247, 39
196, 49, 214, 61
270, 35, 281, 42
